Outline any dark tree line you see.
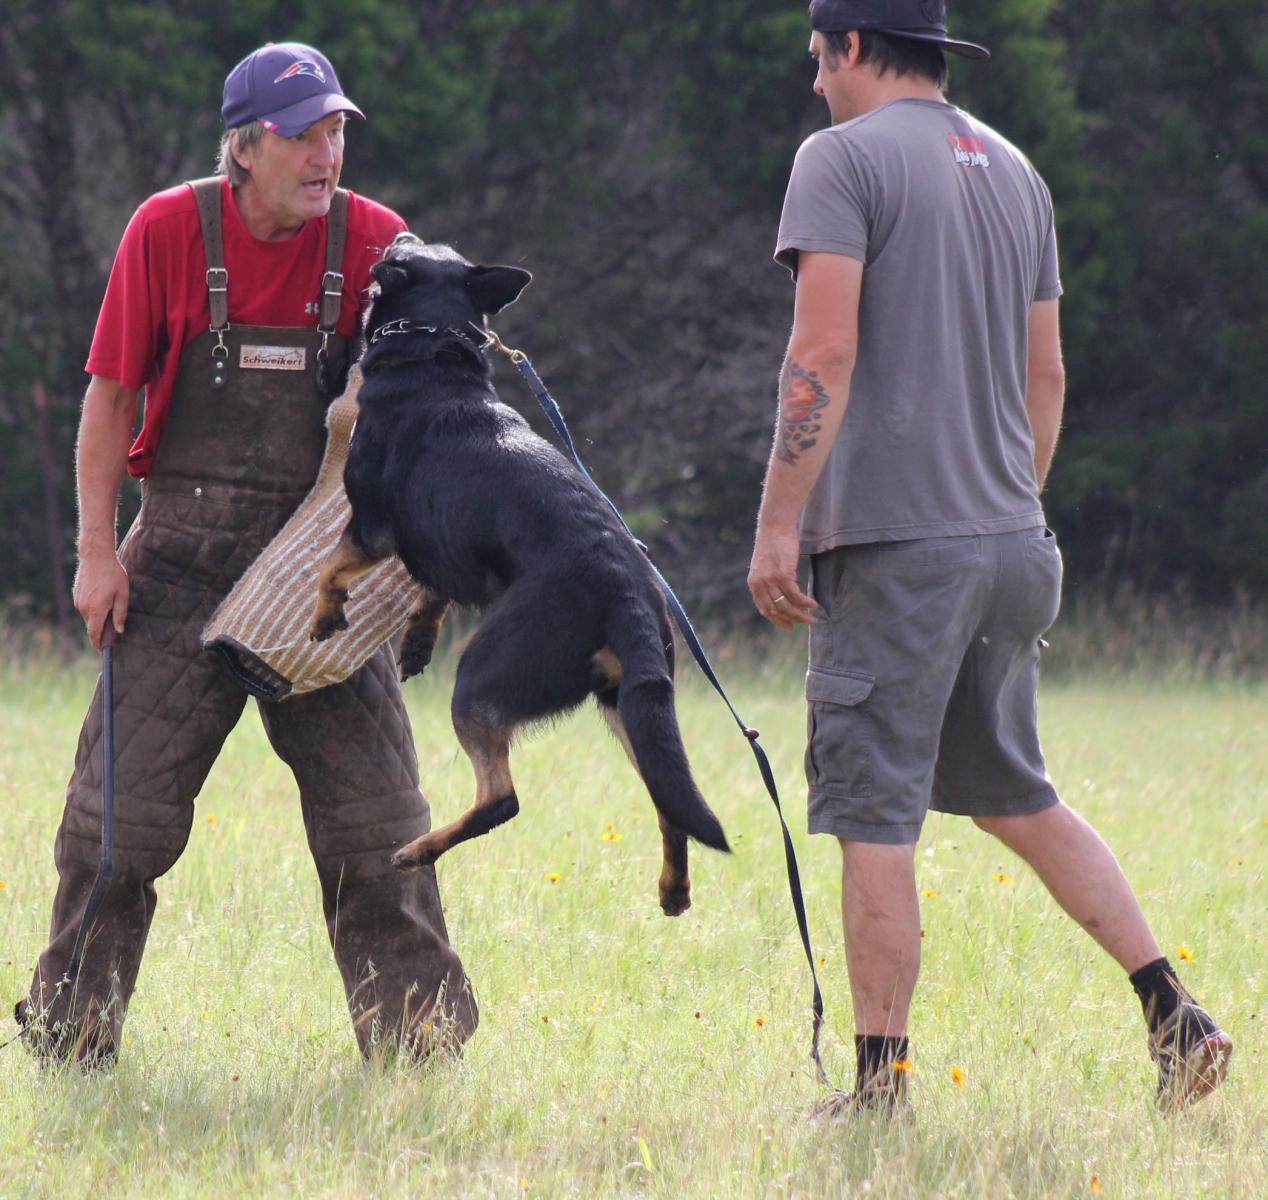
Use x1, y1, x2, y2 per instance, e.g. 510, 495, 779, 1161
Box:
2, 0, 1264, 628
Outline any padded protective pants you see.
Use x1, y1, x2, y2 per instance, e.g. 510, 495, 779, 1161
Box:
18, 479, 477, 1064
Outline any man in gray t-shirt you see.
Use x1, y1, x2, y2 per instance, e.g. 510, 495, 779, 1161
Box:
747, 0, 1229, 1117
776, 94, 1059, 549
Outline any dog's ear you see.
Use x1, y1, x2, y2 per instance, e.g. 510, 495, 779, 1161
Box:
466, 266, 532, 316
371, 261, 410, 295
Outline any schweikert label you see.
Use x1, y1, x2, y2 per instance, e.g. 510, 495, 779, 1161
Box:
239, 345, 307, 370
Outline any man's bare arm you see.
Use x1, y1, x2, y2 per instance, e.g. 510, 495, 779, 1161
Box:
748, 252, 863, 629
1026, 298, 1065, 491
74, 375, 139, 648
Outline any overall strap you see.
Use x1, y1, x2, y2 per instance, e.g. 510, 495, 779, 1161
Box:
191, 177, 229, 334
190, 176, 230, 388
319, 188, 349, 334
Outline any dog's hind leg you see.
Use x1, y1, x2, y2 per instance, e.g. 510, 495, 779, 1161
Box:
311, 528, 382, 642
656, 814, 692, 917
400, 588, 449, 681
596, 672, 692, 916
391, 713, 518, 869
394, 580, 601, 869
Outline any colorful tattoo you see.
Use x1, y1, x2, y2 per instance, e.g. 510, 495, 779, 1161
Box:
776, 358, 829, 465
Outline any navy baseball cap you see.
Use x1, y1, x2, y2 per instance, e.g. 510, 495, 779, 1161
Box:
810, 1, 991, 60
222, 42, 366, 136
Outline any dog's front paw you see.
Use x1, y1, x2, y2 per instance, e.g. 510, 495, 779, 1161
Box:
310, 610, 350, 642
391, 836, 441, 871
399, 635, 436, 681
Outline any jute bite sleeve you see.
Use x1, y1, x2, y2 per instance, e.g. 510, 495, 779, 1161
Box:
201, 365, 420, 699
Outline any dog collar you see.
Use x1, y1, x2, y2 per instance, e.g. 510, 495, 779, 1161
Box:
368, 319, 486, 350
363, 320, 489, 376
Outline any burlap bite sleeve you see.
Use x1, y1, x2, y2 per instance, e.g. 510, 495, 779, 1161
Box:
201, 366, 422, 700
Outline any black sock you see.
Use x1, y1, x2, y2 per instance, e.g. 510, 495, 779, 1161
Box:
1129, 957, 1188, 1033
855, 1034, 909, 1090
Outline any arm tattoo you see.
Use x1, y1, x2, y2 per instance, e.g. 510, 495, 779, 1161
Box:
775, 358, 830, 465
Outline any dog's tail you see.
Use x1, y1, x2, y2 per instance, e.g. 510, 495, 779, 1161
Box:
607, 613, 730, 853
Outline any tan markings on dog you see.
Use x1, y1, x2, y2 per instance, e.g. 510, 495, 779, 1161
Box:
656, 812, 692, 916
392, 717, 519, 869
310, 530, 380, 642
599, 697, 638, 768
400, 587, 450, 679
410, 589, 449, 630
599, 696, 693, 916
594, 646, 622, 687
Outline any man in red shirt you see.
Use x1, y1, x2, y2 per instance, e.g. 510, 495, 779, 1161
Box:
17, 42, 477, 1065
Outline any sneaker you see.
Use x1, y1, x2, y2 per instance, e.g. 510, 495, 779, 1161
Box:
1149, 1000, 1232, 1110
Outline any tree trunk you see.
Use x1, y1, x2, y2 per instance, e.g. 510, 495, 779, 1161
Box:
33, 379, 72, 636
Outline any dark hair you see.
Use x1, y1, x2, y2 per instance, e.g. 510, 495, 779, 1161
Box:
825, 29, 948, 89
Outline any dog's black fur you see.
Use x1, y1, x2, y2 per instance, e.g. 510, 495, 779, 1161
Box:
311, 234, 727, 910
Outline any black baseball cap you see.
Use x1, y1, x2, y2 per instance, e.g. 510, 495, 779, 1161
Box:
810, 1, 991, 61
222, 42, 366, 136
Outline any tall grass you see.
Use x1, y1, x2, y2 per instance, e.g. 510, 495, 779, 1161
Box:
0, 637, 1263, 1198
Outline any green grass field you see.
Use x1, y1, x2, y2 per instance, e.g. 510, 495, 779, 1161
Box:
0, 641, 1263, 1199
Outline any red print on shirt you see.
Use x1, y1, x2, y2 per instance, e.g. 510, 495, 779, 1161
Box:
947, 132, 991, 168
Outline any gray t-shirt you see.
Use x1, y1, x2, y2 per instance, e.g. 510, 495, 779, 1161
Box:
775, 99, 1061, 552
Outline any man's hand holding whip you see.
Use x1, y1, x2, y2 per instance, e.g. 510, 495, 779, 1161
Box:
72, 378, 138, 650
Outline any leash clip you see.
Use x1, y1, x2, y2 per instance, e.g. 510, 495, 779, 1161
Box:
480, 326, 527, 364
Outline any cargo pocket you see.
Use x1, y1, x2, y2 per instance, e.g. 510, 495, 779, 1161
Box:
805, 667, 875, 798
1022, 527, 1063, 633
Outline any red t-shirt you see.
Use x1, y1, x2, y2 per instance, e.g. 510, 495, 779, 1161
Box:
85, 175, 407, 478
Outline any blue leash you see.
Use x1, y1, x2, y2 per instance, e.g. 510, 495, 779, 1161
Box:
482, 328, 834, 1091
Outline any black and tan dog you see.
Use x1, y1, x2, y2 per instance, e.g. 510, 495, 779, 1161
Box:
311, 233, 728, 914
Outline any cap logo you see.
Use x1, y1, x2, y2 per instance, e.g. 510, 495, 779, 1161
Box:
274, 61, 326, 85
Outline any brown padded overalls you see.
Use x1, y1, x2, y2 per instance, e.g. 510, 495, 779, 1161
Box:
16, 180, 477, 1063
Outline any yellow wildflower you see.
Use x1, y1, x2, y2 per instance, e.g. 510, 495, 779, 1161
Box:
951, 1065, 965, 1087
922, 888, 937, 898
1090, 1173, 1103, 1194
753, 1016, 767, 1028
892, 1058, 914, 1072
993, 872, 1011, 884
546, 872, 561, 883
1177, 945, 1195, 962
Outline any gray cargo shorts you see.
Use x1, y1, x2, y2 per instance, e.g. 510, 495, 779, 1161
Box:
805, 527, 1063, 844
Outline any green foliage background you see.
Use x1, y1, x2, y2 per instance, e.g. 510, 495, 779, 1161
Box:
1, 0, 1265, 622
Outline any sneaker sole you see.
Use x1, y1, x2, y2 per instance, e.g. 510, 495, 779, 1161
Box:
1160, 1030, 1233, 1110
